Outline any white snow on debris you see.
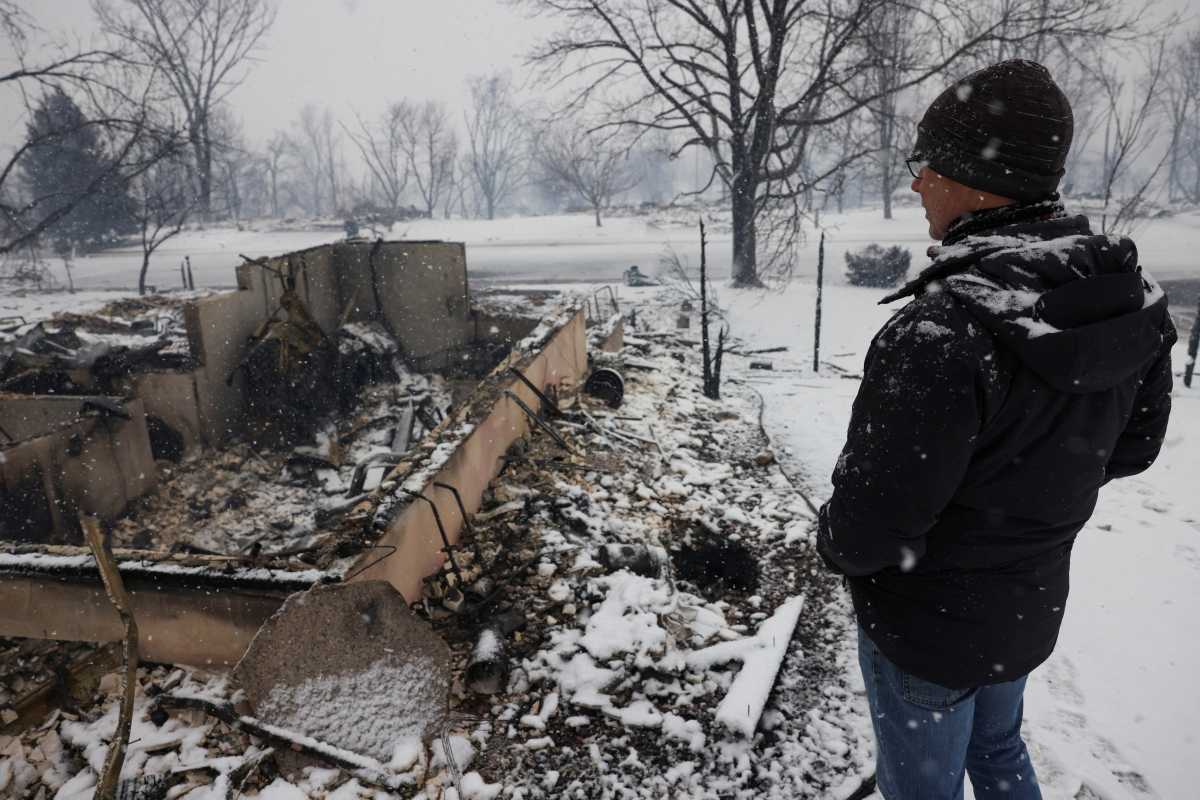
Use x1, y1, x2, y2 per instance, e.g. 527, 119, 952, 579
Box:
399, 422, 476, 495
690, 595, 805, 737
0, 551, 326, 585
580, 572, 673, 662
514, 303, 580, 354
0, 289, 138, 327
255, 656, 445, 763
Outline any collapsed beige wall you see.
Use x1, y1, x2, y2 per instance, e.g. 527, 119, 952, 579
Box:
0, 398, 157, 542
123, 371, 204, 456
179, 241, 471, 447
0, 396, 93, 440
335, 241, 473, 366
349, 310, 588, 601
0, 573, 288, 667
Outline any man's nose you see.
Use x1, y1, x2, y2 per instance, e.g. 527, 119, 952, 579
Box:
911, 175, 921, 193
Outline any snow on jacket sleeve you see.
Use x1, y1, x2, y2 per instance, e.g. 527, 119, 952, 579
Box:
817, 294, 984, 577
1105, 336, 1174, 481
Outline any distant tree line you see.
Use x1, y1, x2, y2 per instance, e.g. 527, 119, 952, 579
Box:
8, 0, 1191, 292
521, 0, 1186, 285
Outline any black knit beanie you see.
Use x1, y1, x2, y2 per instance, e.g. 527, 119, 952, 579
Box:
911, 60, 1073, 202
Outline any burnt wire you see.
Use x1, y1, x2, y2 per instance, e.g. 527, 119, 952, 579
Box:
342, 544, 398, 581
503, 389, 574, 453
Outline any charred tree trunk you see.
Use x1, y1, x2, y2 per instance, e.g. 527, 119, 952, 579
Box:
700, 221, 726, 399
1185, 295, 1200, 388
730, 174, 759, 287
813, 231, 825, 373
138, 251, 151, 296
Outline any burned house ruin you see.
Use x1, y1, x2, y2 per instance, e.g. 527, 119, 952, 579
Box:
0, 239, 624, 668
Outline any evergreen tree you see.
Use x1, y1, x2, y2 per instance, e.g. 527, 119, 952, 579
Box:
20, 88, 135, 252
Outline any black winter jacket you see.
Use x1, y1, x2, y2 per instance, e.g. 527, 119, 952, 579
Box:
817, 214, 1176, 689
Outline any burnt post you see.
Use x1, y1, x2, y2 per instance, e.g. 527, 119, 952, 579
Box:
699, 220, 725, 400
700, 219, 712, 394
1186, 294, 1200, 388
813, 231, 825, 374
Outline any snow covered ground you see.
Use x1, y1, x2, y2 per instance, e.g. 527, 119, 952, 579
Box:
2, 204, 1197, 798
21, 203, 1200, 293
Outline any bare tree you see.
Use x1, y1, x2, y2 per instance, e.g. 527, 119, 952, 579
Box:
130, 137, 194, 293
1076, 40, 1169, 233
525, 0, 1139, 286
440, 157, 459, 219
399, 100, 457, 219
344, 102, 410, 219
1164, 28, 1200, 204
263, 130, 289, 217
290, 104, 341, 217
0, 5, 181, 256
94, 0, 275, 219
860, 2, 920, 219
209, 105, 258, 222
537, 123, 641, 226
464, 74, 527, 220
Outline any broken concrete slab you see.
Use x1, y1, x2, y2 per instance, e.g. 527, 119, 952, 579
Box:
0, 396, 157, 543
233, 580, 451, 763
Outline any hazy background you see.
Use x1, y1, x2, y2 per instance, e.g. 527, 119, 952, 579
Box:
0, 0, 555, 148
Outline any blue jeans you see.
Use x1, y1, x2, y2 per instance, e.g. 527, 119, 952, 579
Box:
858, 627, 1041, 800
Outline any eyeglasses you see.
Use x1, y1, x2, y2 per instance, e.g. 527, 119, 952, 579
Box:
905, 158, 927, 180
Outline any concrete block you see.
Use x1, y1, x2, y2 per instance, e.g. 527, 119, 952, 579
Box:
234, 581, 451, 761
0, 396, 157, 543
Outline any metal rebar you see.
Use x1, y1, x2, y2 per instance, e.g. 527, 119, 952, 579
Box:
401, 489, 465, 588
508, 367, 561, 417
433, 482, 475, 540
503, 389, 574, 453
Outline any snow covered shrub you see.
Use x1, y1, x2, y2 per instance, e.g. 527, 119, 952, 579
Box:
844, 243, 911, 288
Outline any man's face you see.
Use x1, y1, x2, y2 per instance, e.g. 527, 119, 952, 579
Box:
911, 166, 959, 241
910, 165, 1016, 241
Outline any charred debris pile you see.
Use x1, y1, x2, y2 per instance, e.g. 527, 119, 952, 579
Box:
0, 241, 563, 560
0, 240, 626, 670
0, 301, 854, 799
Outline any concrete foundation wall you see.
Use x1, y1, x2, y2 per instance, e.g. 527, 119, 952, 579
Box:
0, 574, 290, 667
0, 310, 588, 666
181, 240, 471, 446
0, 396, 95, 441
0, 397, 157, 543
350, 310, 588, 601
124, 371, 205, 457
183, 289, 264, 446
335, 241, 473, 365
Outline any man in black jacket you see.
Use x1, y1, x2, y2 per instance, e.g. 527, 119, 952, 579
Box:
817, 60, 1176, 800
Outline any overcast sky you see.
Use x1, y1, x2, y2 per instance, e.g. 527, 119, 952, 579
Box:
0, 0, 554, 148
1, 0, 1195, 154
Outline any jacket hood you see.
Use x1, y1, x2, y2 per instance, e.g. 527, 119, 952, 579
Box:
885, 215, 1175, 393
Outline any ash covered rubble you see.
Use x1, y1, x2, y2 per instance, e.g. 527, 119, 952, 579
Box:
0, 294, 200, 396
107, 317, 456, 559
0, 284, 871, 798
409, 311, 870, 800
0, 285, 458, 561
